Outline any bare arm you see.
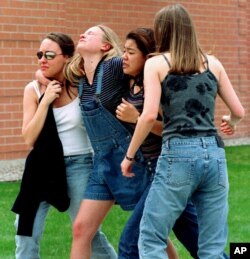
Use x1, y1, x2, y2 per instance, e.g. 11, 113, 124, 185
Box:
22, 80, 62, 147
209, 56, 245, 134
121, 57, 162, 177
35, 69, 51, 86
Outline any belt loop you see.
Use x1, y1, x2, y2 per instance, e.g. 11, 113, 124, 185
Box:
112, 138, 118, 148
166, 139, 170, 150
201, 138, 206, 148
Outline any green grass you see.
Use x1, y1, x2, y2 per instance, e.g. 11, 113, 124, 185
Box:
0, 145, 249, 258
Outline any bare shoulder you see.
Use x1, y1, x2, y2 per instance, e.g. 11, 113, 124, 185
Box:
206, 54, 224, 70
206, 54, 225, 79
23, 80, 41, 100
146, 54, 163, 67
24, 80, 38, 91
146, 54, 169, 73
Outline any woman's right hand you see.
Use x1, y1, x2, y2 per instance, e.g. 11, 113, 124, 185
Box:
42, 80, 63, 105
121, 156, 135, 178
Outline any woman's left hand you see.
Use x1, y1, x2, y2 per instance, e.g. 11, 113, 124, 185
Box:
220, 115, 236, 135
116, 98, 140, 124
121, 157, 135, 178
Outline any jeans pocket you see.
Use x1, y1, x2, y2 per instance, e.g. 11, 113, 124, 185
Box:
217, 158, 228, 188
165, 157, 194, 187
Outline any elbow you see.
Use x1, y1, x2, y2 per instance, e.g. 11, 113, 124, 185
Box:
240, 107, 245, 120
24, 138, 35, 149
234, 107, 245, 121
141, 113, 157, 124
22, 132, 35, 148
230, 107, 245, 125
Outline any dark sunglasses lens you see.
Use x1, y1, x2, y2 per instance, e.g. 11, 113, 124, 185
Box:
45, 52, 56, 60
36, 51, 43, 59
36, 51, 57, 60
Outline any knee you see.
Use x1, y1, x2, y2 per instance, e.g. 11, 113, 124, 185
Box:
72, 219, 92, 241
72, 220, 85, 239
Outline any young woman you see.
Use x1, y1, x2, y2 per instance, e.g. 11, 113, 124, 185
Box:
117, 27, 177, 259
121, 4, 245, 259
12, 32, 116, 259
117, 27, 230, 259
65, 25, 150, 259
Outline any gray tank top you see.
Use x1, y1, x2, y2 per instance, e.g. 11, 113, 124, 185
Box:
160, 54, 219, 141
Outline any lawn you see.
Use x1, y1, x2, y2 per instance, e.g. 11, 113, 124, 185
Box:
0, 145, 249, 258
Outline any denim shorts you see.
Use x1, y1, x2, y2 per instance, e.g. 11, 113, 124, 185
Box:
84, 135, 148, 211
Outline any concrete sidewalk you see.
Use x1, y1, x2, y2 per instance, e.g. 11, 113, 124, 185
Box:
0, 159, 24, 182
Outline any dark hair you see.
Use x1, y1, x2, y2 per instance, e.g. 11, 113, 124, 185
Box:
45, 32, 75, 57
44, 33, 75, 97
125, 28, 156, 85
126, 28, 156, 57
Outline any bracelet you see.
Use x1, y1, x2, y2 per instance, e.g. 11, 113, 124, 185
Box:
125, 154, 135, 161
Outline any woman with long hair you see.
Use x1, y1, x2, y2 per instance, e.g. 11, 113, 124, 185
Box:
121, 4, 245, 258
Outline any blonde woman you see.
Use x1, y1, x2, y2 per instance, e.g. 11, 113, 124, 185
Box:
65, 25, 149, 259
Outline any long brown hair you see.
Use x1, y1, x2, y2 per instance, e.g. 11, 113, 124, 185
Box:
154, 4, 204, 74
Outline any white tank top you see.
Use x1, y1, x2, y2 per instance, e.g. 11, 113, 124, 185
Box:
32, 80, 93, 156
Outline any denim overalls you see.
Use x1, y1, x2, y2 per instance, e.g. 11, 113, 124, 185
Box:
79, 63, 149, 211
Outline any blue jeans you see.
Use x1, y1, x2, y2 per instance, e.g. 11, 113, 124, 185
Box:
119, 158, 227, 259
139, 137, 229, 259
15, 154, 117, 259
119, 185, 229, 259
118, 183, 198, 258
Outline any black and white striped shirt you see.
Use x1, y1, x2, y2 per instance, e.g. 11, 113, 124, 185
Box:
79, 57, 129, 115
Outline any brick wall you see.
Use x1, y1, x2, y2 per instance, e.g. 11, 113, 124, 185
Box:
0, 0, 249, 160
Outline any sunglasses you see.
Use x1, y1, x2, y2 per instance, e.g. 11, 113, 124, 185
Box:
36, 51, 63, 60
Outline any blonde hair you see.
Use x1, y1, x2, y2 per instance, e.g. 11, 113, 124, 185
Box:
64, 24, 122, 87
154, 4, 204, 74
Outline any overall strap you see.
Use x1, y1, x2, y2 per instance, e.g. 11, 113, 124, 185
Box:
79, 78, 84, 99
78, 62, 104, 99
95, 62, 104, 98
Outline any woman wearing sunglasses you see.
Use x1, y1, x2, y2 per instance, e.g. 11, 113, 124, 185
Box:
12, 32, 117, 259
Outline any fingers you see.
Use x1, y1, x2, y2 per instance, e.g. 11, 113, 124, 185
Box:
220, 121, 235, 135
116, 103, 126, 118
121, 159, 135, 178
48, 80, 63, 89
122, 172, 135, 178
117, 103, 127, 110
122, 98, 130, 105
116, 106, 122, 117
43, 80, 63, 104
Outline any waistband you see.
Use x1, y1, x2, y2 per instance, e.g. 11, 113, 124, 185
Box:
164, 136, 221, 148
64, 152, 93, 159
